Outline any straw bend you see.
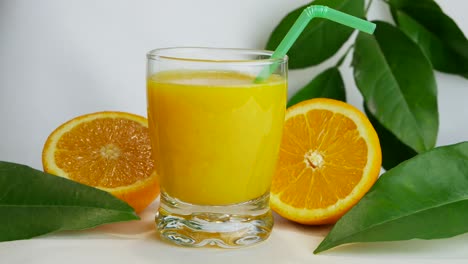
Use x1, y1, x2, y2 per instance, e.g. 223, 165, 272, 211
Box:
304, 5, 329, 18
304, 5, 376, 35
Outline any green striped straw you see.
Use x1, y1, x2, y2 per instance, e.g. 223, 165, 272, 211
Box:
255, 5, 376, 83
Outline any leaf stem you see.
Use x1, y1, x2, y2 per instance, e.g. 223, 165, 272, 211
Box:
365, 0, 374, 16
336, 44, 354, 67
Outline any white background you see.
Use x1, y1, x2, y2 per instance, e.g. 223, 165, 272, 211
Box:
0, 0, 467, 263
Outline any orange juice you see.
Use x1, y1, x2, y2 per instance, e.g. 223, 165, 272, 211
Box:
147, 70, 286, 205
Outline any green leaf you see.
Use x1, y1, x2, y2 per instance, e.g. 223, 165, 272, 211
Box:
314, 142, 468, 254
353, 21, 438, 153
389, 0, 468, 78
265, 0, 364, 69
0, 161, 139, 242
287, 67, 346, 108
364, 105, 417, 170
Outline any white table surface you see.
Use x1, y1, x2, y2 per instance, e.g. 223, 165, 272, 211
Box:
1, 1, 467, 263
1, 198, 467, 264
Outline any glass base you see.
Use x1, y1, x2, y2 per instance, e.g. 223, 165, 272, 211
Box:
156, 191, 273, 248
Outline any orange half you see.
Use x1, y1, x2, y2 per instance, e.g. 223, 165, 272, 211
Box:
270, 98, 381, 225
42, 111, 159, 213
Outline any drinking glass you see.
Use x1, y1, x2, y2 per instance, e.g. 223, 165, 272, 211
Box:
146, 47, 287, 248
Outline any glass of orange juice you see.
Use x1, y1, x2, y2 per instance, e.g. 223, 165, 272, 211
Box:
146, 47, 287, 248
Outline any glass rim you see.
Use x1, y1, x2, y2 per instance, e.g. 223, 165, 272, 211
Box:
146, 47, 288, 65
